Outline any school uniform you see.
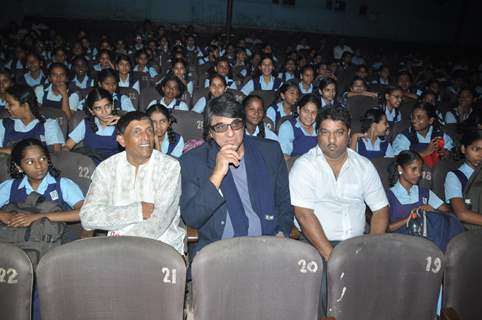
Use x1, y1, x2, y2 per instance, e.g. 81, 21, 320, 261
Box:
444, 162, 474, 203
392, 126, 454, 155
444, 108, 473, 124
266, 102, 291, 126
0, 118, 64, 147
383, 105, 401, 126
192, 96, 209, 113
133, 65, 158, 78
356, 137, 394, 159
0, 98, 6, 109
5, 59, 24, 71
298, 82, 314, 95
70, 92, 135, 112
69, 76, 95, 92
277, 72, 295, 82
245, 125, 279, 143
0, 173, 84, 210
69, 118, 120, 160
320, 97, 334, 108
147, 97, 189, 111
34, 84, 72, 110
241, 75, 283, 96
278, 117, 317, 156
92, 63, 103, 72
23, 71, 46, 88
160, 132, 184, 158
118, 74, 141, 94
204, 76, 237, 90
388, 181, 463, 251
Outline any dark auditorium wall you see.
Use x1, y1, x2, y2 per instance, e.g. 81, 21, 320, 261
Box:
17, 0, 482, 46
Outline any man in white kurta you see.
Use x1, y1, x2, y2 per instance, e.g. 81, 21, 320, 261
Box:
80, 112, 185, 254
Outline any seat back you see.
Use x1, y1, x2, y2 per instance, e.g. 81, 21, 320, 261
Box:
171, 110, 204, 141
40, 107, 68, 139
138, 86, 161, 112
252, 90, 277, 108
328, 234, 444, 320
369, 157, 394, 190
0, 242, 34, 320
192, 236, 323, 320
67, 111, 86, 135
50, 151, 96, 195
117, 87, 139, 110
37, 237, 186, 320
0, 154, 11, 182
431, 159, 459, 200
192, 87, 209, 108
443, 230, 482, 320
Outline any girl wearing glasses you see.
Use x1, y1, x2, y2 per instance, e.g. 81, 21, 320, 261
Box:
146, 104, 184, 158
63, 88, 120, 163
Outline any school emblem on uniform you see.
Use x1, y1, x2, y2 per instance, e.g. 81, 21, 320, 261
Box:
40, 134, 46, 141
264, 214, 274, 221
422, 197, 428, 205
50, 190, 59, 201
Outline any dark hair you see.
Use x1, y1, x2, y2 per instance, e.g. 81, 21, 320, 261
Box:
349, 76, 368, 89
6, 84, 45, 123
171, 58, 190, 82
243, 95, 266, 138
300, 64, 315, 75
298, 93, 321, 111
116, 111, 150, 135
26, 52, 43, 64
157, 74, 185, 99
71, 55, 89, 67
383, 85, 403, 106
97, 49, 113, 60
361, 108, 386, 133
460, 130, 482, 147
10, 138, 59, 179
318, 78, 337, 92
115, 54, 132, 65
255, 54, 276, 77
203, 93, 245, 140
207, 73, 227, 101
47, 62, 68, 77
408, 102, 442, 145
278, 79, 300, 104
98, 68, 118, 83
316, 106, 351, 131
146, 104, 177, 145
135, 49, 149, 60
85, 88, 113, 133
389, 150, 422, 186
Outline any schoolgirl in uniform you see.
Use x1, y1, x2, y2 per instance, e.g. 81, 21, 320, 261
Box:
340, 77, 378, 107
192, 74, 227, 113
146, 104, 184, 158
317, 78, 337, 108
4, 45, 26, 73
115, 54, 140, 94
298, 65, 315, 95
371, 65, 391, 85
0, 138, 84, 227
382, 86, 403, 126
69, 56, 95, 92
204, 57, 237, 90
23, 52, 46, 88
350, 108, 394, 159
266, 80, 300, 128
445, 130, 482, 228
387, 150, 462, 251
133, 49, 158, 78
397, 71, 418, 101
241, 54, 282, 96
277, 58, 297, 82
0, 71, 13, 109
92, 49, 114, 72
278, 93, 320, 158
147, 75, 189, 110
1, 85, 64, 154
243, 95, 279, 142
420, 90, 445, 125
445, 87, 476, 124
51, 47, 71, 69
392, 102, 454, 163
170, 58, 194, 97
34, 62, 73, 119
64, 88, 120, 163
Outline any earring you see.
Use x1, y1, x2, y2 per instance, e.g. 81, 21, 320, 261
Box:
398, 171, 402, 175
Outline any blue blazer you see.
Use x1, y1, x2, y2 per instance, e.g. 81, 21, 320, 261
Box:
180, 135, 293, 256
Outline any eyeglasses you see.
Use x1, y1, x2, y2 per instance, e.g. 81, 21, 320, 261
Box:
210, 119, 244, 133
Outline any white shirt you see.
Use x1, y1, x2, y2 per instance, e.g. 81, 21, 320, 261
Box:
289, 146, 388, 241
80, 150, 185, 254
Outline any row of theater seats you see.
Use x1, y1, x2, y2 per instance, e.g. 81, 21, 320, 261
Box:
1, 232, 480, 320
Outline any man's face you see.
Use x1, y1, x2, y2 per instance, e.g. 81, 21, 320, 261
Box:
117, 118, 154, 165
318, 119, 350, 160
209, 116, 244, 151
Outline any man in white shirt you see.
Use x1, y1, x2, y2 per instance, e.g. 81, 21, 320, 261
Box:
80, 111, 185, 254
289, 106, 388, 316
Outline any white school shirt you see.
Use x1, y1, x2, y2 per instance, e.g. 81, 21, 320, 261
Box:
289, 147, 388, 241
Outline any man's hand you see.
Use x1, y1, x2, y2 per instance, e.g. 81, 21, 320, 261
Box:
141, 202, 154, 219
209, 144, 242, 189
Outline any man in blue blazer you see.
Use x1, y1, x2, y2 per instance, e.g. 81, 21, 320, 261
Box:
180, 93, 293, 256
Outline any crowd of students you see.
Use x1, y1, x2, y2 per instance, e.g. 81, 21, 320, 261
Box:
0, 18, 481, 317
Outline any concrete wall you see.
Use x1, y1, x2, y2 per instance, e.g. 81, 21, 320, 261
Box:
17, 0, 480, 46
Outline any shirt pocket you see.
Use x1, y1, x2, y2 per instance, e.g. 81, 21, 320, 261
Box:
342, 183, 363, 201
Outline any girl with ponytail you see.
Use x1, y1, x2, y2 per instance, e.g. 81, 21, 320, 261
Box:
146, 104, 185, 158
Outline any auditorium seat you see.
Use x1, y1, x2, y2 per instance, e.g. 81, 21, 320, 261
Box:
171, 110, 204, 141
118, 87, 139, 110
138, 86, 160, 112
192, 236, 323, 320
327, 234, 444, 320
37, 236, 186, 320
252, 89, 277, 108
431, 158, 459, 200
